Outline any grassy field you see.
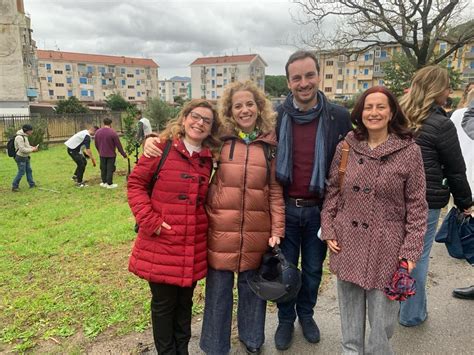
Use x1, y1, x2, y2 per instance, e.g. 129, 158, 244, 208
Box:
0, 142, 205, 352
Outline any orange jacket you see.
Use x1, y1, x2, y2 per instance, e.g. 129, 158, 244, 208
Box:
206, 130, 285, 272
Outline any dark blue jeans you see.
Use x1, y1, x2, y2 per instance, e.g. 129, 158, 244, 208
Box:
200, 268, 266, 354
12, 156, 35, 188
277, 202, 327, 323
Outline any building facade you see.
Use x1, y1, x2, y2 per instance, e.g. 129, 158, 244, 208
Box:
36, 50, 159, 105
316, 42, 474, 100
190, 54, 266, 100
159, 76, 191, 103
0, 0, 38, 115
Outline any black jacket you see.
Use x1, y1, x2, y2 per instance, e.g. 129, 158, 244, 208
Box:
415, 107, 472, 210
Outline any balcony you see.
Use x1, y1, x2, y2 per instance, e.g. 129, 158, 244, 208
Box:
374, 56, 390, 64
373, 71, 385, 78
463, 52, 474, 59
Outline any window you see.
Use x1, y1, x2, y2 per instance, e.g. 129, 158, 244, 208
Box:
79, 77, 87, 84
66, 77, 72, 84
87, 66, 94, 73
57, 96, 65, 100
65, 64, 71, 71
223, 79, 228, 85
137, 92, 141, 97
363, 83, 369, 89
364, 54, 372, 61
324, 87, 332, 93
121, 79, 126, 86
77, 64, 86, 72
55, 83, 64, 87
224, 68, 227, 75
128, 96, 135, 100
353, 69, 357, 75
68, 90, 73, 97
48, 89, 54, 96
47, 76, 52, 83
212, 91, 216, 99
127, 74, 134, 78
81, 90, 88, 96
212, 80, 215, 88
378, 80, 384, 85
374, 65, 380, 72
211, 68, 216, 77
102, 79, 107, 85
346, 69, 350, 75
54, 70, 63, 74
108, 66, 115, 73
99, 67, 106, 74
121, 68, 126, 74
336, 81, 343, 89
325, 74, 333, 79
471, 61, 474, 69
381, 51, 387, 58
364, 69, 369, 75
40, 76, 46, 80
128, 85, 135, 89
338, 69, 343, 75
46, 63, 51, 70
135, 69, 139, 75
136, 80, 140, 86
326, 60, 334, 66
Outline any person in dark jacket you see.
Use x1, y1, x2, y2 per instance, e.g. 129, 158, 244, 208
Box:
274, 50, 352, 350
94, 117, 127, 189
322, 86, 428, 354
127, 99, 221, 354
399, 65, 473, 326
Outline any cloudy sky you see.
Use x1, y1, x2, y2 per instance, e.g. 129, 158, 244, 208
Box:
24, 0, 308, 79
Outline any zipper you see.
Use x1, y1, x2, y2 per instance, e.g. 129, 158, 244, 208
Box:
236, 143, 249, 270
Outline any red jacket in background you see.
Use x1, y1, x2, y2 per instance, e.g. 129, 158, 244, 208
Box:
127, 138, 213, 287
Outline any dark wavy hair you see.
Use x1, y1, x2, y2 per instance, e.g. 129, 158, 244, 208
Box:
351, 86, 412, 141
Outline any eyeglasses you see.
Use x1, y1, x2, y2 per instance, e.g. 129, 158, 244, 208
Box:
189, 111, 213, 126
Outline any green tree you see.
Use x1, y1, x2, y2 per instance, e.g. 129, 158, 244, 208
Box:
265, 75, 289, 97
146, 98, 176, 132
294, 1, 474, 68
105, 93, 130, 111
173, 96, 185, 106
382, 52, 463, 97
55, 96, 89, 114
122, 106, 139, 174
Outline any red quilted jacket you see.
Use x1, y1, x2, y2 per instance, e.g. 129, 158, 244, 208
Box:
127, 138, 213, 287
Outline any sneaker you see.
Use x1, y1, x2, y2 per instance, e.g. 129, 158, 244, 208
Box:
106, 183, 118, 189
71, 175, 77, 181
76, 182, 88, 188
274, 323, 294, 350
99, 182, 107, 187
299, 318, 320, 343
29, 184, 37, 188
12, 187, 19, 192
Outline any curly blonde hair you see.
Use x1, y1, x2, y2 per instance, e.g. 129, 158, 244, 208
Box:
159, 99, 222, 150
458, 83, 474, 108
219, 81, 276, 134
399, 65, 450, 131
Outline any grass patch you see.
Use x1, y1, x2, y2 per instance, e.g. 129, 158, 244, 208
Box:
0, 142, 206, 352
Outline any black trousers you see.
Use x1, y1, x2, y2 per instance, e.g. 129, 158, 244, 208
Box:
99, 156, 116, 185
149, 282, 196, 355
67, 149, 87, 183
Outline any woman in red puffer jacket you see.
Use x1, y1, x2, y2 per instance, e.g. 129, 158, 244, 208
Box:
127, 99, 221, 354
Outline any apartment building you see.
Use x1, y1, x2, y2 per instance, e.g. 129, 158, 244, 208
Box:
36, 50, 159, 104
316, 42, 474, 100
0, 0, 38, 115
190, 54, 266, 100
159, 76, 191, 103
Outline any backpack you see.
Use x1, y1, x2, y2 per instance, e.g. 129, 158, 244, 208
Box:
7, 135, 24, 158
134, 139, 172, 232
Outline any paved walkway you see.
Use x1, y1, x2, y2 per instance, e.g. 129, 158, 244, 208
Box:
89, 242, 474, 354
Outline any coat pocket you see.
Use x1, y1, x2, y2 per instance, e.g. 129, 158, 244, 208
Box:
385, 206, 406, 222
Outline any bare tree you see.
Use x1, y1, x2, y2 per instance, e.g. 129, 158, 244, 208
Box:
293, 0, 474, 68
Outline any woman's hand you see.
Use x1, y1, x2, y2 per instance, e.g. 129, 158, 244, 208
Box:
155, 221, 171, 236
407, 260, 416, 274
326, 239, 340, 254
463, 206, 473, 216
268, 236, 281, 247
144, 137, 162, 158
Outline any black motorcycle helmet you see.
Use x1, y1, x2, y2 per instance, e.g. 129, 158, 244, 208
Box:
248, 246, 302, 303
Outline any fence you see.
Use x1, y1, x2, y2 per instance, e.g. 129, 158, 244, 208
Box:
0, 112, 123, 147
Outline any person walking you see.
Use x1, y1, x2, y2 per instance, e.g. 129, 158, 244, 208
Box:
273, 50, 352, 350
11, 124, 39, 192
198, 81, 285, 355
128, 99, 221, 355
321, 86, 428, 354
398, 66, 472, 326
94, 117, 127, 189
64, 126, 98, 188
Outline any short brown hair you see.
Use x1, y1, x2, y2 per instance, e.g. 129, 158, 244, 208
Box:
285, 50, 320, 79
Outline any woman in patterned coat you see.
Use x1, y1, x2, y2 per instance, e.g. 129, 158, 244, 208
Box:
321, 86, 428, 354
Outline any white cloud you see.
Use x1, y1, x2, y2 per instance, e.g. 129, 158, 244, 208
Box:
24, 0, 305, 78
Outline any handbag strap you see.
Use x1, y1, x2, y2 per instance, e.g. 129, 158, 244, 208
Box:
338, 140, 350, 189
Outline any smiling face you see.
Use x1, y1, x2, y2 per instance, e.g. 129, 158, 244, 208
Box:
287, 57, 320, 111
183, 106, 214, 146
362, 92, 392, 136
231, 90, 258, 133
